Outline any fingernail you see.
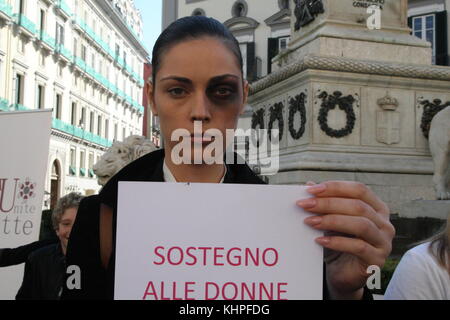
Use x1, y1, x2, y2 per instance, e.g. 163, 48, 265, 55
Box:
316, 237, 330, 245
304, 216, 322, 225
306, 181, 316, 186
297, 199, 317, 209
307, 183, 327, 194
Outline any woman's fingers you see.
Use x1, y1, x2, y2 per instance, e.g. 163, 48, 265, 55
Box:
306, 181, 390, 217
297, 197, 386, 229
304, 214, 386, 248
316, 235, 387, 267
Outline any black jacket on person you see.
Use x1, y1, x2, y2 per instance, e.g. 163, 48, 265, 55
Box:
61, 149, 372, 300
15, 243, 65, 300
0, 238, 58, 268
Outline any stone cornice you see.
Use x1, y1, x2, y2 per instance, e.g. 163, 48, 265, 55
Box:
249, 55, 450, 95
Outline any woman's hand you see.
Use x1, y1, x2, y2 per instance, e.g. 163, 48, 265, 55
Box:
297, 181, 395, 300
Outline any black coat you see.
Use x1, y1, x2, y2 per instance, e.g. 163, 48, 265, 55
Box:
61, 149, 372, 300
16, 243, 65, 300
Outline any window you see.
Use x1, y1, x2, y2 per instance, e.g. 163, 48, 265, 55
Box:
122, 127, 126, 140
279, 37, 290, 51
55, 93, 62, 118
80, 107, 86, 128
115, 44, 120, 58
39, 9, 46, 31
80, 150, 86, 176
16, 0, 24, 14
91, 53, 95, 68
88, 153, 94, 178
192, 8, 205, 16
105, 119, 109, 140
232, 1, 247, 18
37, 85, 45, 110
97, 115, 102, 136
90, 111, 94, 132
69, 148, 76, 176
71, 102, 77, 126
114, 123, 118, 141
55, 22, 65, 46
73, 38, 78, 58
14, 74, 24, 106
412, 15, 436, 64
123, 50, 127, 65
81, 44, 87, 61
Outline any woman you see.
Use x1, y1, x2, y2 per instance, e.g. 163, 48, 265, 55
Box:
62, 16, 394, 300
16, 192, 83, 300
385, 215, 450, 299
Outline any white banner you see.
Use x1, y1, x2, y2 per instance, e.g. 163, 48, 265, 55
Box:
0, 110, 52, 300
115, 182, 323, 300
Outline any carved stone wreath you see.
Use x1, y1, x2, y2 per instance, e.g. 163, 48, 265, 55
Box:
288, 93, 307, 140
251, 108, 265, 130
268, 102, 284, 142
317, 91, 356, 138
419, 99, 450, 139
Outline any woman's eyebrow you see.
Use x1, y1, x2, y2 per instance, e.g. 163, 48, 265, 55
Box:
160, 74, 240, 84
209, 74, 240, 83
160, 76, 192, 84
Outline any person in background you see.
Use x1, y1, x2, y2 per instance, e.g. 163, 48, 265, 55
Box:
15, 192, 84, 300
385, 214, 450, 300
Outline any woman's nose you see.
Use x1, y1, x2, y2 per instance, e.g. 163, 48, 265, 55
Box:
190, 92, 211, 122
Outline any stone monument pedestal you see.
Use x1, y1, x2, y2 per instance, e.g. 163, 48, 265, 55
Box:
245, 0, 450, 221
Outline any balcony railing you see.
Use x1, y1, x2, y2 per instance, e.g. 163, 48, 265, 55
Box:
55, 43, 73, 61
12, 13, 37, 36
52, 118, 113, 148
0, 0, 12, 18
39, 30, 56, 49
0, 98, 9, 111
56, 0, 72, 18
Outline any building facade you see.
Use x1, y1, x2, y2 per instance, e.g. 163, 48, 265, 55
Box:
408, 0, 449, 66
0, 0, 148, 209
163, 0, 292, 82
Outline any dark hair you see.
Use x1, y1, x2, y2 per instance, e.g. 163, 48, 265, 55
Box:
151, 16, 243, 85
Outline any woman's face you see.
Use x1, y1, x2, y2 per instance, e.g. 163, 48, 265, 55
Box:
149, 37, 248, 162
55, 207, 77, 255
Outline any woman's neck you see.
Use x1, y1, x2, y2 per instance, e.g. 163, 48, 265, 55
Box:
164, 152, 226, 183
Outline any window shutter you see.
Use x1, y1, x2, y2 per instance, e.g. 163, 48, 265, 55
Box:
267, 38, 279, 74
435, 11, 448, 66
246, 42, 256, 81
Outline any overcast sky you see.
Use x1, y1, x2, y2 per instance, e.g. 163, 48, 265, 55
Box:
134, 0, 163, 56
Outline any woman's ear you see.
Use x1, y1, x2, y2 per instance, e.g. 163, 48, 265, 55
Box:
147, 81, 158, 116
240, 80, 250, 115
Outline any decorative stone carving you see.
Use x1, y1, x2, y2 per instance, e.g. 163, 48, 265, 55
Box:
93, 135, 158, 186
251, 108, 265, 130
317, 91, 357, 138
268, 102, 284, 142
376, 93, 401, 145
288, 93, 307, 140
250, 55, 450, 95
419, 99, 450, 139
428, 106, 450, 200
294, 0, 325, 31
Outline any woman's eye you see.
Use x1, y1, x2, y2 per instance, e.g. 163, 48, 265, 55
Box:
168, 88, 187, 97
213, 86, 234, 98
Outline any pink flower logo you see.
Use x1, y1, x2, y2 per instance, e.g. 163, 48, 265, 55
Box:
18, 178, 37, 202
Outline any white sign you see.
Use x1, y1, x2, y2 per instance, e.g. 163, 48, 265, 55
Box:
115, 182, 323, 300
0, 110, 52, 299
